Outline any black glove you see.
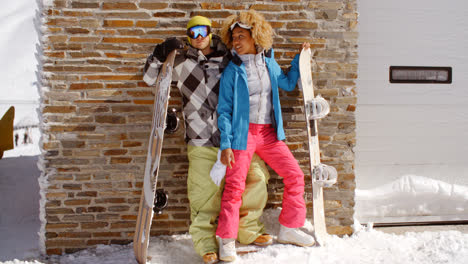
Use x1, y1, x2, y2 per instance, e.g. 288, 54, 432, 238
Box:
152, 37, 184, 62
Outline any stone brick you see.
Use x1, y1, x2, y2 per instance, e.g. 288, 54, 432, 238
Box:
110, 157, 132, 164
48, 35, 67, 42
101, 12, 151, 19
83, 74, 141, 81
79, 19, 100, 28
47, 18, 79, 27
96, 214, 120, 220
61, 141, 85, 148
69, 52, 102, 58
46, 223, 79, 229
123, 141, 142, 147
190, 10, 232, 18
117, 29, 145, 36
138, 3, 168, 10
250, 4, 283, 11
110, 221, 135, 229
95, 115, 126, 124
46, 248, 62, 255
46, 240, 86, 248
136, 20, 158, 28
81, 222, 108, 229
104, 20, 134, 27
95, 198, 126, 204
87, 240, 110, 246
105, 53, 148, 59
102, 37, 161, 44
63, 11, 93, 17
104, 149, 128, 156
77, 191, 98, 197
71, 2, 99, 9
49, 124, 95, 133
126, 91, 152, 97
200, 3, 221, 9
46, 208, 75, 215
65, 28, 91, 34
171, 3, 198, 9
287, 21, 318, 29
108, 206, 130, 212
102, 3, 137, 10
153, 11, 186, 18
93, 232, 120, 237
44, 52, 65, 58
43, 106, 76, 114
95, 29, 116, 35
223, 3, 247, 10
87, 90, 123, 98
315, 10, 339, 20
69, 83, 104, 90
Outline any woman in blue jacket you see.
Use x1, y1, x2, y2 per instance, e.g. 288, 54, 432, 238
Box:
215, 10, 315, 262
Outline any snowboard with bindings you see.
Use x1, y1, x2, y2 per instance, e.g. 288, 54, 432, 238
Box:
299, 48, 337, 246
133, 50, 176, 264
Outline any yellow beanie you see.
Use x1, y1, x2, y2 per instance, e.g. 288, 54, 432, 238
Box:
186, 16, 212, 45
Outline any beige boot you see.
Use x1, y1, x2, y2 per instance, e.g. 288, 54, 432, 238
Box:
253, 233, 273, 246
202, 252, 218, 264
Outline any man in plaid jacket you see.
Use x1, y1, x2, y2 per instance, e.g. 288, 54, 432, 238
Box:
143, 16, 271, 264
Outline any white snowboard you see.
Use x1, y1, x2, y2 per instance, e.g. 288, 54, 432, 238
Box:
299, 48, 328, 246
133, 50, 177, 264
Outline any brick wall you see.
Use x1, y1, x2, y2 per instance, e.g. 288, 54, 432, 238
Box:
38, 0, 358, 255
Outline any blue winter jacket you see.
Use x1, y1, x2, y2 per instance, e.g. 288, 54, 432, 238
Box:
217, 49, 300, 150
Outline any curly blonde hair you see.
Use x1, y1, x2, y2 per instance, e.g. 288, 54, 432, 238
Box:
220, 9, 273, 51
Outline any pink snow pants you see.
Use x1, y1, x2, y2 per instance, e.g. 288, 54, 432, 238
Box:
216, 124, 306, 239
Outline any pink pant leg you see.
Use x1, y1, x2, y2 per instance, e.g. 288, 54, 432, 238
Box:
215, 134, 255, 239
255, 126, 306, 228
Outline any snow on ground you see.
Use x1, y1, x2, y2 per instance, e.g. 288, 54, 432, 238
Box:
3, 127, 41, 158
1, 155, 468, 263
355, 175, 468, 223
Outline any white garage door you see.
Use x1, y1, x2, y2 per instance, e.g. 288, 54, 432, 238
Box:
355, 0, 468, 224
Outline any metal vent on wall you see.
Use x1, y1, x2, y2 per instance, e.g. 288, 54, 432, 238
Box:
389, 66, 452, 84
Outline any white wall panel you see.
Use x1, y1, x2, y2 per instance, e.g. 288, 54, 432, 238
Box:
355, 0, 468, 223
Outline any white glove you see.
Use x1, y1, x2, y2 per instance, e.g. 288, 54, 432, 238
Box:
210, 150, 227, 186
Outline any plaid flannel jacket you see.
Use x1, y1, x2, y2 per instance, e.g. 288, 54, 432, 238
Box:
143, 35, 230, 147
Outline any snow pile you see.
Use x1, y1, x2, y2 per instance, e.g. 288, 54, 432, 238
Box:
3, 127, 41, 158
355, 175, 468, 223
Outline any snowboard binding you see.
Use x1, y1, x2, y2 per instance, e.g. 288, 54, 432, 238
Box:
153, 189, 168, 215
306, 95, 330, 120
165, 108, 180, 134
312, 164, 337, 188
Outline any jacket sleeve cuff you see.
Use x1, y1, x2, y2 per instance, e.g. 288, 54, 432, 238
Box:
219, 140, 231, 151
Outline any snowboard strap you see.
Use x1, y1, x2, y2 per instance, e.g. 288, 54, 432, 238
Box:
313, 164, 337, 187
307, 95, 330, 120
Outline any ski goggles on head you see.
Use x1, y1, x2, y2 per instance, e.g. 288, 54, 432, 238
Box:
187, 25, 211, 39
229, 21, 252, 31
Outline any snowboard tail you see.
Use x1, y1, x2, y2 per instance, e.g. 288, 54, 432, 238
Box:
133, 50, 177, 264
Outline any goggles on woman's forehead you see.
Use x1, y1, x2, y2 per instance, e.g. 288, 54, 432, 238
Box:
229, 21, 252, 31
187, 25, 211, 39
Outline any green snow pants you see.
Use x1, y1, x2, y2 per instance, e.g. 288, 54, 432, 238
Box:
187, 145, 270, 257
